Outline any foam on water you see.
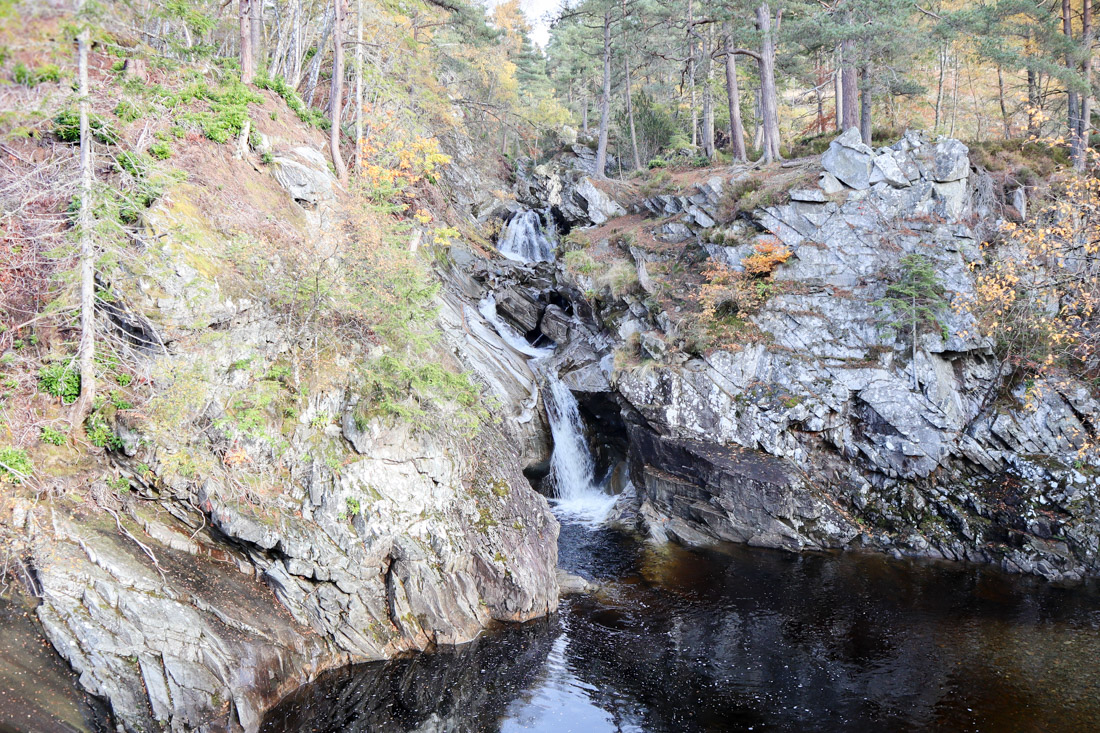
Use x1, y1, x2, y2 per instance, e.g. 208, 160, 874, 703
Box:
544, 376, 616, 526
477, 294, 555, 358
498, 210, 555, 263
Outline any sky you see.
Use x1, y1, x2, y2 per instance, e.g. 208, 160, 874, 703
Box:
484, 0, 560, 47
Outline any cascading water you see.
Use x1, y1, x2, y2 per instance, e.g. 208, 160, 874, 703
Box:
480, 210, 614, 525
497, 210, 555, 263
544, 376, 617, 525
477, 294, 555, 358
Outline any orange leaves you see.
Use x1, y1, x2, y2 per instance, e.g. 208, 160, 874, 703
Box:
964, 167, 1100, 382
356, 102, 451, 200
741, 239, 793, 277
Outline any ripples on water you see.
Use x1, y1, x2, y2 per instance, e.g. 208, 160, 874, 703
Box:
262, 517, 1100, 732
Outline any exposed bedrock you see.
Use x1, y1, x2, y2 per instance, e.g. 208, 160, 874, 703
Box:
499, 129, 1100, 582
13, 144, 561, 733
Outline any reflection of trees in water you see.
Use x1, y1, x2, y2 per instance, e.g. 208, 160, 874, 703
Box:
559, 543, 1100, 732
260, 618, 557, 733
262, 536, 1100, 733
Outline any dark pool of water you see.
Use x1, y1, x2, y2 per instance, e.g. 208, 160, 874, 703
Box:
0, 597, 113, 733
261, 521, 1100, 732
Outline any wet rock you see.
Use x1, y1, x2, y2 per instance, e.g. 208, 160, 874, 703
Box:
540, 304, 572, 344
556, 569, 595, 595
625, 427, 859, 550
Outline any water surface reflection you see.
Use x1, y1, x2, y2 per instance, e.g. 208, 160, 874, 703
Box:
263, 521, 1100, 732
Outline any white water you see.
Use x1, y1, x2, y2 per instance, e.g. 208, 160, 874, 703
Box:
477, 294, 555, 358
544, 376, 617, 526
498, 210, 555, 263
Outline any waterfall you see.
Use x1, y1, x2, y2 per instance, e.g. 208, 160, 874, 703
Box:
498, 210, 555, 263
477, 294, 555, 358
544, 376, 616, 525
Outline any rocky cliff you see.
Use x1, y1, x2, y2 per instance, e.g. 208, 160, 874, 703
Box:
490, 129, 1100, 582
5, 109, 560, 732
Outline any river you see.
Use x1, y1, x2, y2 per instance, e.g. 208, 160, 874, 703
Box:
259, 262, 1100, 731
260, 514, 1100, 732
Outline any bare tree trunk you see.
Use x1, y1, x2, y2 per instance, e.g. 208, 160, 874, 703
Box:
724, 25, 747, 161
624, 57, 642, 169
1027, 63, 1038, 135
687, 0, 697, 148
950, 51, 959, 137
304, 6, 334, 104
622, 0, 641, 170
74, 3, 95, 426
934, 44, 947, 131
582, 93, 589, 135
330, 0, 347, 182
997, 65, 1011, 138
251, 0, 263, 71
701, 28, 715, 159
1074, 0, 1093, 169
755, 3, 781, 163
239, 0, 253, 83
594, 10, 612, 179
753, 87, 763, 151
859, 64, 872, 145
291, 0, 304, 85
354, 0, 363, 174
841, 35, 858, 129
1065, 0, 1081, 143
834, 44, 843, 131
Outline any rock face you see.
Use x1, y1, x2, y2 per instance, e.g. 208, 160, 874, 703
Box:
20, 144, 560, 732
510, 130, 1100, 582
513, 154, 626, 229
821, 128, 873, 189
269, 147, 336, 205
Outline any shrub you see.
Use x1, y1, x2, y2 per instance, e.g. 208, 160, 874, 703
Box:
741, 239, 792, 277
0, 447, 33, 482
38, 363, 80, 404
54, 108, 119, 145
11, 62, 56, 86
116, 150, 151, 177
113, 99, 145, 123
86, 413, 122, 450
12, 61, 32, 85
40, 425, 68, 446
647, 157, 667, 169
345, 496, 361, 517
149, 141, 172, 160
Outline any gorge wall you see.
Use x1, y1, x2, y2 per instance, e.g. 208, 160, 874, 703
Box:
489, 129, 1100, 583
